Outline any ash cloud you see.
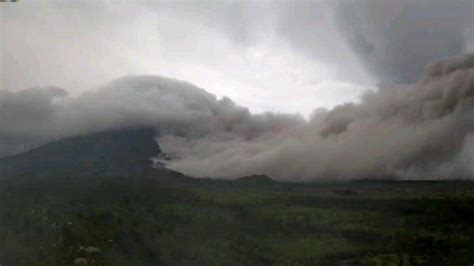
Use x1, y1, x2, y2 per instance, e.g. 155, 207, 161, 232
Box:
160, 54, 474, 181
335, 0, 473, 84
0, 75, 303, 159
1, 54, 474, 181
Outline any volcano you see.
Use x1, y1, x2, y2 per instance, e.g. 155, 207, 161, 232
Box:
0, 127, 190, 182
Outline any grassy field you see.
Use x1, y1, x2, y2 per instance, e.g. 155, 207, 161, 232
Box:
1, 177, 473, 265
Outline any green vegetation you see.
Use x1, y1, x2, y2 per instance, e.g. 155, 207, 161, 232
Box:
1, 177, 473, 265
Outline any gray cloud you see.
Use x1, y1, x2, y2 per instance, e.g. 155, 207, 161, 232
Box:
1, 54, 474, 182
1, 1, 374, 116
335, 0, 474, 84
3, 0, 472, 103
0, 75, 304, 158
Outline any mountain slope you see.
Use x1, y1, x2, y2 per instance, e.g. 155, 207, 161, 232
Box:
0, 127, 190, 181
235, 175, 274, 185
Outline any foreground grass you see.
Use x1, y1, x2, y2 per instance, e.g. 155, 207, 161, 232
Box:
0, 177, 473, 265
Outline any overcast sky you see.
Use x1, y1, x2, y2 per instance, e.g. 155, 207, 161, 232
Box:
1, 0, 473, 117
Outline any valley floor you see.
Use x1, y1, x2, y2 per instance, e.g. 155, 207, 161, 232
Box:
0, 177, 473, 265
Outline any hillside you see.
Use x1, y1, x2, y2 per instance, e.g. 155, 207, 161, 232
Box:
0, 127, 190, 182
235, 174, 274, 185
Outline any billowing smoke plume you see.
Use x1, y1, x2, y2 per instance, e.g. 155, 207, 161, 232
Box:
1, 55, 474, 181
0, 76, 303, 158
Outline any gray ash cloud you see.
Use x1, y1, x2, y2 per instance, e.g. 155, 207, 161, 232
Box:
1, 55, 474, 181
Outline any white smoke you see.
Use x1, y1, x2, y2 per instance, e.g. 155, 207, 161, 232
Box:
1, 54, 473, 181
